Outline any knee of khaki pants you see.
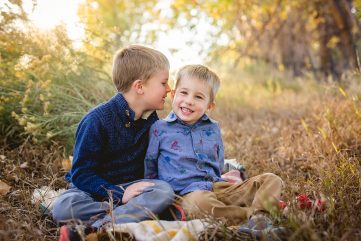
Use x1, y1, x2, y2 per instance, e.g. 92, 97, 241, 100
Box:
180, 190, 219, 216
260, 173, 283, 196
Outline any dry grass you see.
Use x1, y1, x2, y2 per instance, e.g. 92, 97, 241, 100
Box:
1, 72, 361, 240
211, 73, 361, 240
0, 140, 66, 241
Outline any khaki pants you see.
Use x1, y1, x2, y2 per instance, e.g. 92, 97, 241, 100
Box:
179, 173, 283, 225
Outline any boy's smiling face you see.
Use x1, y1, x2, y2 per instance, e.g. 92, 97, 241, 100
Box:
142, 69, 170, 111
172, 76, 214, 125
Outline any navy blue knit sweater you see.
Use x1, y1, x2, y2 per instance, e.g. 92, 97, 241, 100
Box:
65, 93, 158, 203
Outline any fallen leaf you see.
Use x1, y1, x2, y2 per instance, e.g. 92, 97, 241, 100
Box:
62, 158, 72, 171
0, 155, 5, 160
20, 162, 28, 169
0, 180, 11, 196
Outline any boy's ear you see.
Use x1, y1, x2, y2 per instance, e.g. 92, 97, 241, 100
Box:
208, 102, 216, 111
132, 79, 144, 94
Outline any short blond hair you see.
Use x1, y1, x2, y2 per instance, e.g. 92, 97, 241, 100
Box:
112, 45, 169, 92
174, 65, 220, 102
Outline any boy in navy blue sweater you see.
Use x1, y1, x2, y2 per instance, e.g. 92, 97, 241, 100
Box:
53, 45, 174, 240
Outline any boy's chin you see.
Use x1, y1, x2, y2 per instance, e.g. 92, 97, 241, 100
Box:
154, 105, 165, 111
146, 103, 165, 111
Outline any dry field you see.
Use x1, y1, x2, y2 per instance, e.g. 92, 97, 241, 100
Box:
1, 72, 361, 240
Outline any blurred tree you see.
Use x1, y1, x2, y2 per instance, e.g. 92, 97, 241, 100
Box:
0, 0, 29, 142
327, 0, 360, 71
169, 0, 361, 79
77, 0, 161, 70
1, 0, 166, 148
0, 0, 114, 148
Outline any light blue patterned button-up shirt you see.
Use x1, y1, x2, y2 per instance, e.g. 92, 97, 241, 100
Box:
144, 111, 225, 195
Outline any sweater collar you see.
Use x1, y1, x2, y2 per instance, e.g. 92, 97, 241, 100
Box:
113, 93, 157, 122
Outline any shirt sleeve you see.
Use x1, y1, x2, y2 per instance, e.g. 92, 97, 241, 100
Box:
70, 114, 125, 203
144, 122, 160, 179
216, 124, 225, 171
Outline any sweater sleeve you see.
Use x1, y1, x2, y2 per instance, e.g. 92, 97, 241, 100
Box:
144, 123, 160, 179
70, 114, 124, 203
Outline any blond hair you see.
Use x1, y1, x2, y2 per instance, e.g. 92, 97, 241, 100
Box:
174, 65, 220, 102
112, 45, 169, 92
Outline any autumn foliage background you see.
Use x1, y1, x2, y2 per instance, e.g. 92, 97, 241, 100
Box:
1, 0, 361, 240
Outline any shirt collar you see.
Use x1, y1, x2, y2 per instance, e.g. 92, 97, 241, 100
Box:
164, 111, 215, 124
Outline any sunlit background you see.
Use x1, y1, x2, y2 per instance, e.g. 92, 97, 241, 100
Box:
22, 0, 214, 70
23, 0, 82, 34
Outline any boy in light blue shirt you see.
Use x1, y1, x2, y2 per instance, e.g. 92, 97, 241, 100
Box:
145, 109, 224, 196
145, 65, 284, 230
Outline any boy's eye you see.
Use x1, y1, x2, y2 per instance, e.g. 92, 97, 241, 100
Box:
180, 91, 187, 95
196, 96, 203, 99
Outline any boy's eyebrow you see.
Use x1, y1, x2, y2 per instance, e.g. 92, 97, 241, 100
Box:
179, 87, 189, 91
195, 91, 207, 97
178, 87, 208, 97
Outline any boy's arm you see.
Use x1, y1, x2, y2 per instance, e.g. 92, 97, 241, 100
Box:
70, 115, 124, 203
144, 123, 160, 179
217, 124, 245, 183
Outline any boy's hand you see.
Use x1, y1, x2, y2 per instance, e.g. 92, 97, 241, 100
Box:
122, 182, 155, 204
221, 170, 243, 183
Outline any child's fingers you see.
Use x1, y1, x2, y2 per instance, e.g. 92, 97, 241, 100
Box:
122, 182, 156, 203
132, 182, 155, 191
137, 183, 155, 192
125, 182, 154, 191
124, 182, 155, 200
137, 181, 155, 187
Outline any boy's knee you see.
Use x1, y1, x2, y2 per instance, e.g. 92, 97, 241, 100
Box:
181, 191, 214, 214
149, 180, 175, 205
262, 173, 283, 184
52, 192, 83, 224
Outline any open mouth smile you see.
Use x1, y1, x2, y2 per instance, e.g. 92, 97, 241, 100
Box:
180, 107, 193, 115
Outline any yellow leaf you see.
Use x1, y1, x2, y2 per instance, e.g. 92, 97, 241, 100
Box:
301, 119, 310, 134
331, 142, 340, 154
338, 87, 347, 97
317, 127, 328, 140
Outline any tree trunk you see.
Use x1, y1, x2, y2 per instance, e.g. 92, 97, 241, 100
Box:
318, 11, 338, 79
327, 0, 360, 71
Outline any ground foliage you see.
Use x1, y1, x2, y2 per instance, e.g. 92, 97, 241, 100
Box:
1, 71, 361, 240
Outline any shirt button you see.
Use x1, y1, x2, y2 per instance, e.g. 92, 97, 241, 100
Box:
125, 110, 130, 116
125, 122, 131, 128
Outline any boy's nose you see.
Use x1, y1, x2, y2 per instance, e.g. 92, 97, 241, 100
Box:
166, 84, 171, 93
185, 97, 194, 106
